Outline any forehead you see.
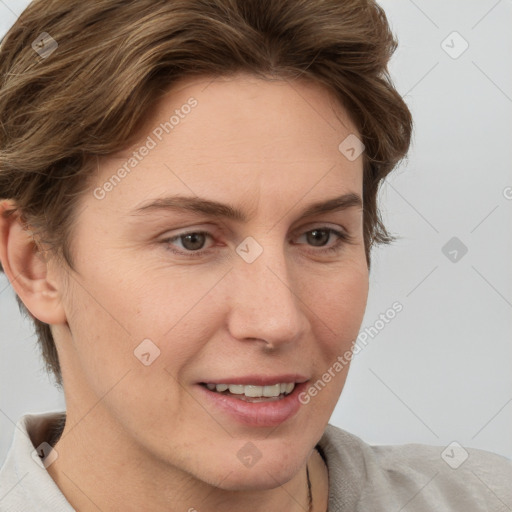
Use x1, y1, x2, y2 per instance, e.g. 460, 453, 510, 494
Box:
112, 72, 358, 160
91, 73, 363, 216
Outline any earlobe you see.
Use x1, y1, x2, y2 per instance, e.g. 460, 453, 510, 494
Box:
0, 200, 67, 325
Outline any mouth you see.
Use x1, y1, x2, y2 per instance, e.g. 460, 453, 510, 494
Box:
197, 375, 309, 426
200, 382, 296, 403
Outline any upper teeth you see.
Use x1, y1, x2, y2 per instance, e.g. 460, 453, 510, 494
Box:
205, 383, 295, 397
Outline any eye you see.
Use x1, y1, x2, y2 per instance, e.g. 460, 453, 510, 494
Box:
161, 226, 354, 259
294, 227, 352, 254
162, 231, 213, 257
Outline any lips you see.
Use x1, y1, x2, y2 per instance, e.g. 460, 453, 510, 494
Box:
197, 376, 309, 427
200, 374, 308, 387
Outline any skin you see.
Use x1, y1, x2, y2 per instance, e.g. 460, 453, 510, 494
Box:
0, 73, 369, 512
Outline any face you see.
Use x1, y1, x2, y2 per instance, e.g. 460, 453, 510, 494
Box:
51, 73, 369, 489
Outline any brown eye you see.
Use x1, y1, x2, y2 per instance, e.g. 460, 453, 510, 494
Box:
294, 227, 352, 256
162, 231, 214, 257
179, 232, 208, 251
306, 229, 331, 247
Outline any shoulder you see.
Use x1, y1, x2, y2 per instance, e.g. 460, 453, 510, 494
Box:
317, 423, 512, 511
0, 411, 73, 512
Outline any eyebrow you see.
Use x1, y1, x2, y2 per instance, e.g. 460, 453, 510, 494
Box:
130, 192, 362, 222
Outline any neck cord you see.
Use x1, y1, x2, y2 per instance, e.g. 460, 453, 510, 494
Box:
306, 461, 313, 512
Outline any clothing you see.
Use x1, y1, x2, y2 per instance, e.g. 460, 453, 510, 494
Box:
0, 411, 511, 511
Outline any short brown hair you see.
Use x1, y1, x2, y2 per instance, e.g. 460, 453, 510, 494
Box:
0, 0, 412, 386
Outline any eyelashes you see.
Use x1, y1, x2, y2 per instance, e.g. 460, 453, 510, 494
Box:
161, 226, 355, 259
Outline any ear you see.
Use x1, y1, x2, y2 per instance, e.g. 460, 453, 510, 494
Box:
0, 200, 67, 325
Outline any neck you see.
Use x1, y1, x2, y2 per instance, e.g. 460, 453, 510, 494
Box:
46, 407, 325, 512
309, 446, 329, 512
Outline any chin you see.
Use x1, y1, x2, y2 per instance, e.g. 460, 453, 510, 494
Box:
210, 461, 300, 491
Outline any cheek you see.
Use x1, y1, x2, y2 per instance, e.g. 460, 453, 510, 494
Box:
305, 266, 368, 408
62, 283, 134, 383
306, 261, 369, 364
334, 271, 368, 328
60, 274, 201, 431
310, 261, 368, 326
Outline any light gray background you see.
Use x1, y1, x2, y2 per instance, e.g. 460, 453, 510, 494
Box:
1, 0, 511, 468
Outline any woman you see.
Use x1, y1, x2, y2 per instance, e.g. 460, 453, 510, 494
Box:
0, 1, 510, 511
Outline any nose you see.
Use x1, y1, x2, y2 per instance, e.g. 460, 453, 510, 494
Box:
226, 240, 309, 349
